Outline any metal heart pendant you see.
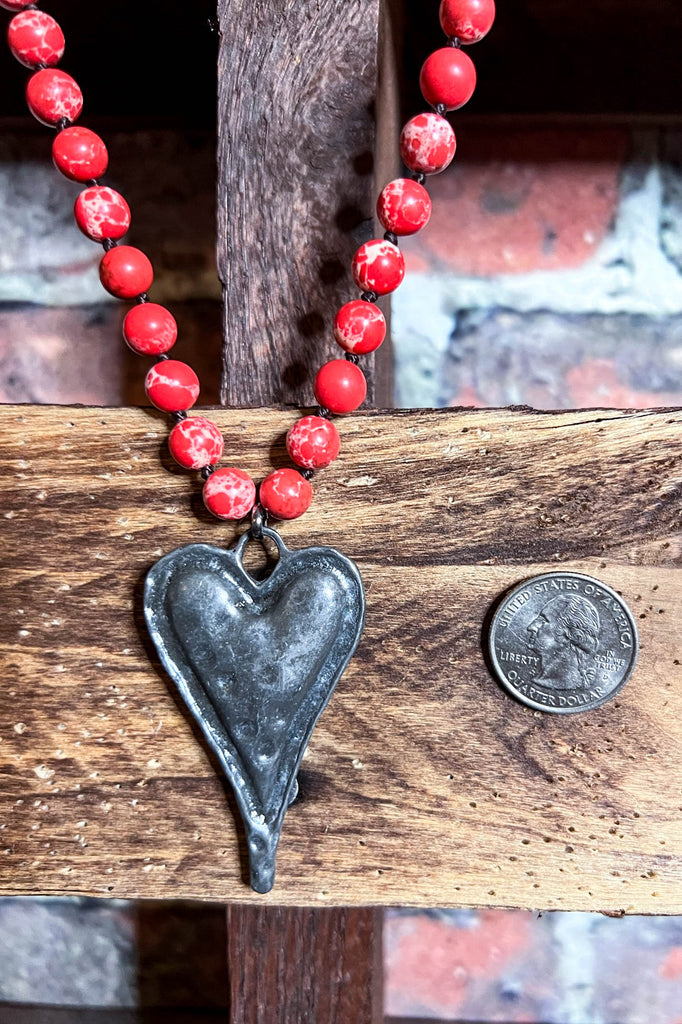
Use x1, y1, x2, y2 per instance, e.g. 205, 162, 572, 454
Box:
143, 525, 365, 893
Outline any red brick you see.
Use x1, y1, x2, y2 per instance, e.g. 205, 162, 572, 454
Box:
659, 947, 682, 981
566, 357, 682, 409
403, 127, 629, 277
384, 910, 532, 1018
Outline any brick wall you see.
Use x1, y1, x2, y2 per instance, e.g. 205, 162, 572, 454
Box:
394, 122, 682, 410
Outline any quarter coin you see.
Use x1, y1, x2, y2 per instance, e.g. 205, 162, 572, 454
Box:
488, 572, 639, 714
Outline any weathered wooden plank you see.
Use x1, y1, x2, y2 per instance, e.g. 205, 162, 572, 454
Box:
372, 0, 403, 409
216, 0, 392, 407
0, 404, 681, 911
226, 906, 382, 1023
215, 0, 396, 1001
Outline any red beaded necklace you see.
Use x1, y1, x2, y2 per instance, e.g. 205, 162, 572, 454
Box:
3, 0, 495, 891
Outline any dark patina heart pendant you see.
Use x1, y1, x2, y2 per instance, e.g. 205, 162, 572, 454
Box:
143, 524, 364, 893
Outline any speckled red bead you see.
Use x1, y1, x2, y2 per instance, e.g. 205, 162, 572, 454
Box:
420, 47, 476, 111
260, 468, 312, 521
74, 186, 130, 242
203, 467, 256, 521
123, 303, 177, 356
352, 240, 405, 296
314, 360, 367, 415
440, 0, 495, 42
0, 0, 34, 11
286, 415, 340, 470
400, 112, 457, 175
168, 416, 224, 470
26, 68, 82, 126
52, 126, 108, 182
334, 300, 386, 355
144, 360, 200, 413
377, 178, 432, 236
100, 246, 153, 299
8, 10, 64, 68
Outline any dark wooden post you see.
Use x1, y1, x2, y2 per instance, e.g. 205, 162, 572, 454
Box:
216, 1, 393, 1018
227, 907, 383, 1023
216, 0, 396, 408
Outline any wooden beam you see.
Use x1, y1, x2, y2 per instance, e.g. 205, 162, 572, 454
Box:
216, 0, 392, 407
226, 906, 382, 1023
215, 0, 397, 997
1, 404, 681, 911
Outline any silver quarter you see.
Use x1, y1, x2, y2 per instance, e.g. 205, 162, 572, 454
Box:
488, 572, 639, 714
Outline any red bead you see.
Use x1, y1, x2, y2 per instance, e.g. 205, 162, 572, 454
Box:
440, 0, 495, 42
420, 48, 476, 111
286, 415, 340, 470
123, 303, 177, 356
400, 113, 457, 175
377, 178, 432, 236
314, 360, 366, 415
0, 0, 34, 10
334, 300, 386, 355
8, 10, 64, 68
74, 186, 130, 242
203, 468, 256, 521
25, 68, 82, 127
100, 246, 153, 299
144, 360, 199, 413
352, 240, 405, 296
260, 469, 312, 521
52, 127, 108, 182
169, 416, 224, 470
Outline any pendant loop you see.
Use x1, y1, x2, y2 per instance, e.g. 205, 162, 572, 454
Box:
250, 502, 268, 539
233, 509, 286, 570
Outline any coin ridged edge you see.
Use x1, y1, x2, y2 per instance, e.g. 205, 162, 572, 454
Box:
487, 571, 639, 715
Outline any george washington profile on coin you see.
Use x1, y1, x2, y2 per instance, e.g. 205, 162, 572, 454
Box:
488, 572, 639, 714
525, 593, 600, 691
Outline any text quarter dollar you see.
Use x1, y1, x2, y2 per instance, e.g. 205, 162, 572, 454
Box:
488, 572, 639, 714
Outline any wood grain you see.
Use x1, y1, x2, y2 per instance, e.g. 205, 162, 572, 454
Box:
0, 404, 681, 912
216, 0, 392, 408
227, 906, 382, 1023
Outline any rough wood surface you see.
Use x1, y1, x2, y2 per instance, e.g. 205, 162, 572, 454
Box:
1, 404, 681, 912
226, 906, 382, 1023
372, 0, 403, 408
216, 0, 392, 408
